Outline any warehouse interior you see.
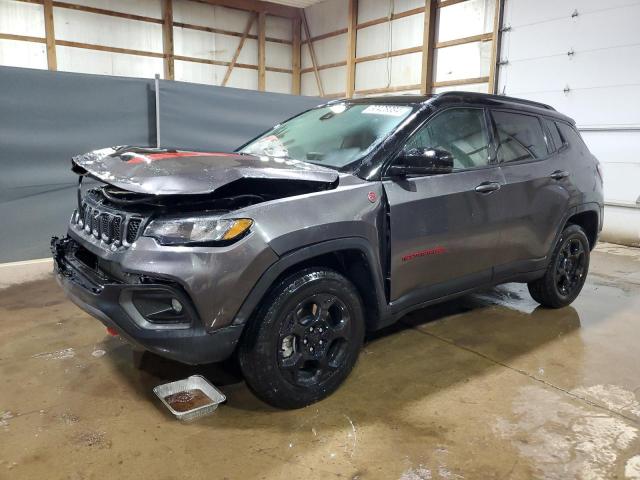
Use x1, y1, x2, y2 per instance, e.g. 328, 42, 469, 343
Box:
1, 0, 639, 479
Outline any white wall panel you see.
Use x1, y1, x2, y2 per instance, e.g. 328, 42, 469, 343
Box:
355, 52, 422, 90
173, 0, 217, 26
266, 71, 293, 94
266, 41, 292, 69
356, 13, 424, 57
305, 0, 347, 36
173, 27, 258, 65
434, 41, 491, 82
68, 0, 161, 18
56, 46, 164, 78
301, 71, 319, 96
320, 64, 347, 94
0, 0, 45, 36
221, 37, 258, 65
437, 0, 495, 43
175, 59, 219, 84
175, 59, 257, 89
214, 7, 256, 35
266, 15, 292, 40
357, 0, 424, 24
301, 33, 346, 68
54, 8, 163, 53
226, 66, 259, 90
172, 2, 257, 35
0, 39, 47, 69
301, 65, 345, 95
173, 27, 217, 59
433, 82, 489, 94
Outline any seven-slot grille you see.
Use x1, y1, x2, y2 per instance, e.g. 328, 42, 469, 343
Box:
73, 198, 144, 247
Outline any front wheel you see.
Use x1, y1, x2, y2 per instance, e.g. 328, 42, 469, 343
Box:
238, 268, 365, 409
528, 224, 590, 308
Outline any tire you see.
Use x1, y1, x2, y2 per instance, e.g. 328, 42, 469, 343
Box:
238, 268, 365, 409
528, 224, 590, 308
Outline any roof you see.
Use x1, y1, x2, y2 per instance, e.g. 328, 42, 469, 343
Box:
336, 91, 574, 123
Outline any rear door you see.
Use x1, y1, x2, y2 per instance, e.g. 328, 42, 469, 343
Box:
383, 107, 506, 304
490, 110, 571, 278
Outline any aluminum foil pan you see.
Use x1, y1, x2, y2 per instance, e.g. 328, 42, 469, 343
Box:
153, 375, 225, 421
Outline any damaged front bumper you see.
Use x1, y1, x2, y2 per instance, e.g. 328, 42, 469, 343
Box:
51, 236, 243, 364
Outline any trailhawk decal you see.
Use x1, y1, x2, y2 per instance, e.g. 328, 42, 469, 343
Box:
401, 246, 447, 262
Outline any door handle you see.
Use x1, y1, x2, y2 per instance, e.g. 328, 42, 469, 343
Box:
550, 170, 569, 180
475, 182, 501, 193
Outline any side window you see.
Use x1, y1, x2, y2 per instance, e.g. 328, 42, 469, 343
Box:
405, 108, 490, 170
544, 118, 564, 151
492, 111, 549, 163
556, 122, 587, 150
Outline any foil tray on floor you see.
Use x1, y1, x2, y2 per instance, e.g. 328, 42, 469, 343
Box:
153, 375, 225, 421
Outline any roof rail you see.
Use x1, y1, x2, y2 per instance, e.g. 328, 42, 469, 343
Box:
434, 91, 556, 111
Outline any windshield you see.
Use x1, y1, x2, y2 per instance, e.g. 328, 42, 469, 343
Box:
240, 103, 415, 169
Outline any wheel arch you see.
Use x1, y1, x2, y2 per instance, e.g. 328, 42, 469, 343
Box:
566, 209, 599, 250
232, 238, 388, 332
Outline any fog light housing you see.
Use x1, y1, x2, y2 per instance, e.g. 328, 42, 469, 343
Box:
130, 290, 191, 326
171, 298, 183, 313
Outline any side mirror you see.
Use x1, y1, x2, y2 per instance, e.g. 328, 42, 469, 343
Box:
388, 148, 454, 177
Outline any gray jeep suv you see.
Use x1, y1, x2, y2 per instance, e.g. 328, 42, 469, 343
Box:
52, 92, 604, 409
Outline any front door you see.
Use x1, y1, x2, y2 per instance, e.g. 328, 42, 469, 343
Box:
383, 107, 505, 305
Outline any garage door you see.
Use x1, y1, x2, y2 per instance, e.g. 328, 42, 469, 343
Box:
496, 0, 640, 246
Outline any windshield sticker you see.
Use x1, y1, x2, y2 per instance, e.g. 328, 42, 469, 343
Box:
362, 105, 411, 117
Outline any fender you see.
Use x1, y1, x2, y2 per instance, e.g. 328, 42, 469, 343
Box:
231, 237, 389, 328
547, 202, 602, 261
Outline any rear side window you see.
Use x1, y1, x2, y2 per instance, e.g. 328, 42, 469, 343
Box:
492, 111, 549, 163
556, 122, 586, 150
544, 118, 564, 150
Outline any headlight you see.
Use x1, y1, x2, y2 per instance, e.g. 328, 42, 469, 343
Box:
143, 216, 253, 245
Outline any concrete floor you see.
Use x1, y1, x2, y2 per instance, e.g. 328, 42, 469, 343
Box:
1, 244, 639, 480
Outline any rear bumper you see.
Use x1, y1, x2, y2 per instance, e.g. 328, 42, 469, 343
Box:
52, 236, 242, 365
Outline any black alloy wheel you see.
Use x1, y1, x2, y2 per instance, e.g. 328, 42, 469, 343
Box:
239, 268, 365, 409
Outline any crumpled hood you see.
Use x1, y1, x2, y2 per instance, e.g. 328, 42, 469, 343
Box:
71, 147, 339, 195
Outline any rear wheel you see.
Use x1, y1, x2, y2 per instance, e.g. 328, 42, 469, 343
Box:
238, 268, 365, 409
528, 224, 590, 308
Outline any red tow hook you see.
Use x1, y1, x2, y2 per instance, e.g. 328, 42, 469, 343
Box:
106, 327, 119, 337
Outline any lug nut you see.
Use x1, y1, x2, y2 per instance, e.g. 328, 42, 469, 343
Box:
303, 339, 308, 344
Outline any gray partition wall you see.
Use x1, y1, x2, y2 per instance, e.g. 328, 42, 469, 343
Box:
0, 66, 321, 263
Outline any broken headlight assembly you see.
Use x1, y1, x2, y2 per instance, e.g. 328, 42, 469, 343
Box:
143, 216, 253, 246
